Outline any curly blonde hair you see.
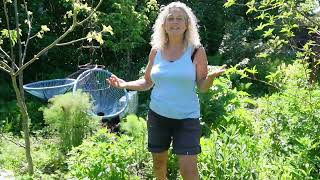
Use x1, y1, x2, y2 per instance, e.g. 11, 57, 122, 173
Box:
150, 1, 201, 49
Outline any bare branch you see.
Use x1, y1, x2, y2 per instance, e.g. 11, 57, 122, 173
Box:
15, 0, 103, 76
0, 134, 26, 148
56, 37, 87, 46
3, 0, 15, 62
77, 0, 103, 26
294, 7, 320, 27
256, 4, 282, 12
29, 32, 40, 40
22, 0, 32, 65
0, 61, 13, 74
15, 26, 76, 76
0, 65, 11, 73
0, 60, 12, 70
14, 0, 23, 66
0, 47, 13, 61
0, 47, 19, 70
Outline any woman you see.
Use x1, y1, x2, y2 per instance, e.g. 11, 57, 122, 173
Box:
107, 1, 226, 179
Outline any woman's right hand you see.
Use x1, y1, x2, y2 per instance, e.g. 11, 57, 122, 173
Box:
106, 74, 127, 89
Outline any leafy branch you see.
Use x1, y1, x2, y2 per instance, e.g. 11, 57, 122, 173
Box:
14, 0, 104, 76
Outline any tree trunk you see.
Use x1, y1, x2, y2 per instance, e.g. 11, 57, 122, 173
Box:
309, 37, 320, 84
126, 49, 132, 78
10, 75, 34, 175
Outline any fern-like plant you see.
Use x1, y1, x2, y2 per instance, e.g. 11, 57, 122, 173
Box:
42, 91, 99, 153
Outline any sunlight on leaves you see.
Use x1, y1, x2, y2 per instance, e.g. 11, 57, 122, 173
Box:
224, 0, 236, 8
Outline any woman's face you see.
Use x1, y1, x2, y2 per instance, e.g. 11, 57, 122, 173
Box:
163, 7, 188, 36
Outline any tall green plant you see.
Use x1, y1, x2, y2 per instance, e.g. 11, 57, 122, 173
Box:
42, 91, 98, 153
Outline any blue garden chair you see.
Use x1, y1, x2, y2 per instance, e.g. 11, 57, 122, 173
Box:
23, 78, 75, 101
73, 68, 128, 119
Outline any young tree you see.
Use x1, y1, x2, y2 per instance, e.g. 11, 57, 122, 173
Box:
0, 0, 111, 175
224, 0, 320, 83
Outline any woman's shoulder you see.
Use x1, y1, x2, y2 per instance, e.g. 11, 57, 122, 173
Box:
150, 47, 158, 54
148, 47, 159, 62
190, 43, 203, 50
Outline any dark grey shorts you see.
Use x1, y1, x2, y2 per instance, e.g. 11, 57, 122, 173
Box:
147, 109, 201, 155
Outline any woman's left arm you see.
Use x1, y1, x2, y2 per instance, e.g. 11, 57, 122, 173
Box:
194, 47, 226, 93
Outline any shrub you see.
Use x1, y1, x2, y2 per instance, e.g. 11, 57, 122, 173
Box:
199, 77, 255, 136
254, 61, 320, 178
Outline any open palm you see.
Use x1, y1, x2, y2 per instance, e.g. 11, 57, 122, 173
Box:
208, 64, 227, 78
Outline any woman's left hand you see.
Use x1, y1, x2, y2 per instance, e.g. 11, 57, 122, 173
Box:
208, 64, 227, 78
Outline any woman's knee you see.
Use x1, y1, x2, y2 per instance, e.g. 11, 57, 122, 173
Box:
178, 155, 199, 179
152, 151, 168, 169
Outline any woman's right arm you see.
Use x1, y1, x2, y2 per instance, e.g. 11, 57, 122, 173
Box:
107, 48, 156, 91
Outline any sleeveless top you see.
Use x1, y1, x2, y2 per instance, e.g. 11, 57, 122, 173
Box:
149, 45, 200, 119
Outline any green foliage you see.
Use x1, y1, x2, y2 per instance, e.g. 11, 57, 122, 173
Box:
199, 125, 259, 179
266, 61, 311, 90
120, 114, 146, 138
98, 0, 157, 53
0, 100, 21, 134
0, 134, 26, 174
189, 0, 226, 54
1, 29, 19, 46
0, 133, 65, 177
199, 77, 255, 136
219, 17, 262, 66
0, 100, 44, 135
207, 54, 224, 66
255, 62, 320, 177
67, 127, 153, 179
224, 0, 319, 70
42, 91, 98, 153
198, 61, 319, 179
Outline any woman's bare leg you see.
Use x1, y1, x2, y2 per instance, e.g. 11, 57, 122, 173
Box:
152, 151, 168, 180
178, 155, 199, 180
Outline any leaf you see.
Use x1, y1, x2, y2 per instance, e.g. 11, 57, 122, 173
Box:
257, 53, 268, 58
246, 6, 257, 14
224, 0, 236, 8
1, 29, 18, 46
255, 22, 268, 31
307, 26, 319, 34
102, 25, 114, 35
245, 66, 258, 75
95, 33, 104, 45
41, 25, 50, 32
263, 28, 274, 38
79, 3, 91, 12
36, 32, 43, 39
256, 12, 269, 20
65, 10, 73, 18
86, 32, 93, 42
